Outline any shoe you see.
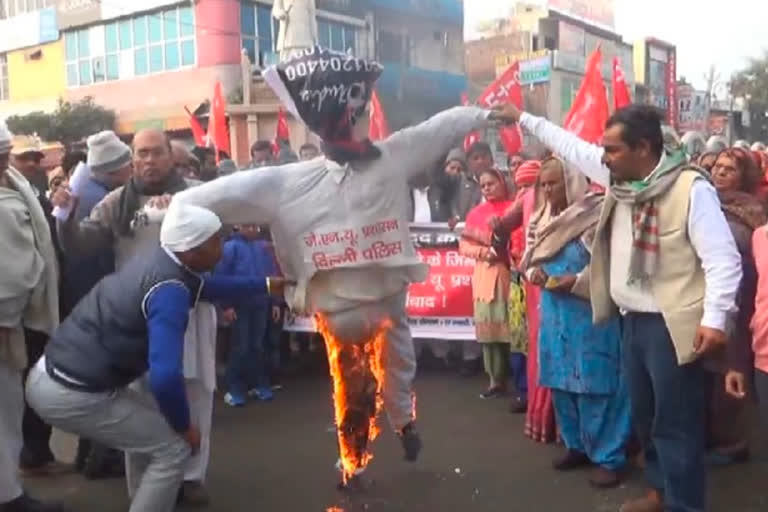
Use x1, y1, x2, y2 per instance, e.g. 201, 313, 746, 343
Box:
509, 394, 528, 414
248, 387, 274, 401
82, 445, 124, 480
589, 466, 622, 488
399, 422, 422, 462
479, 387, 504, 399
552, 450, 591, 471
224, 392, 246, 407
619, 490, 663, 512
177, 481, 210, 508
271, 383, 284, 392
1, 494, 64, 512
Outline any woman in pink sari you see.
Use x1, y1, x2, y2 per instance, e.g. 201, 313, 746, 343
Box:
494, 161, 556, 443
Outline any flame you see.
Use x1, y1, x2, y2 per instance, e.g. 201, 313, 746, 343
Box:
315, 314, 390, 484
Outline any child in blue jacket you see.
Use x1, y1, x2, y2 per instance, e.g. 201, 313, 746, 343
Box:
216, 224, 282, 406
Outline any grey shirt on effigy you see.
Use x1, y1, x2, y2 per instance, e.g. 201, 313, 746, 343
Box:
173, 106, 493, 315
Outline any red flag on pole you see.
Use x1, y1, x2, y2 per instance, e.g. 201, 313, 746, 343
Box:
368, 89, 390, 141
612, 57, 632, 111
477, 61, 524, 156
461, 92, 481, 151
273, 107, 291, 156
208, 81, 230, 164
563, 48, 610, 144
184, 106, 206, 146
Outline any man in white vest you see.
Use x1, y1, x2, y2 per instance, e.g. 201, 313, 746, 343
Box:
500, 104, 741, 512
172, 47, 521, 485
272, 0, 318, 61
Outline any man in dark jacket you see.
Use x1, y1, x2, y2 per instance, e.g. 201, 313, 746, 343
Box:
26, 203, 286, 512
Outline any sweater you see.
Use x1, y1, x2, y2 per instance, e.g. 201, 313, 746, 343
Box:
215, 234, 278, 308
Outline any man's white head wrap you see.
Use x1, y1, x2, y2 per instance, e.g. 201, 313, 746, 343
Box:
160, 201, 222, 252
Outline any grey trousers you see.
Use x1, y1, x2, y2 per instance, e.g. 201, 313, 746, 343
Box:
26, 360, 191, 512
0, 359, 23, 504
321, 292, 416, 430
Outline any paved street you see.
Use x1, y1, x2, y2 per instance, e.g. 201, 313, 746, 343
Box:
26, 372, 768, 512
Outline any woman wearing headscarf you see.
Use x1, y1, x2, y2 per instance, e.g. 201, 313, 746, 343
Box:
506, 160, 541, 413
521, 157, 629, 488
460, 168, 513, 398
492, 160, 556, 441
697, 152, 718, 173
706, 147, 767, 465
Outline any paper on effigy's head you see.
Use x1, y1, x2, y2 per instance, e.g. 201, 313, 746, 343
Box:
68, 162, 92, 197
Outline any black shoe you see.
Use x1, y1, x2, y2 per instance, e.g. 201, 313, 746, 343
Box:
553, 450, 591, 471
399, 422, 422, 462
509, 394, 528, 414
1, 494, 64, 512
479, 387, 504, 399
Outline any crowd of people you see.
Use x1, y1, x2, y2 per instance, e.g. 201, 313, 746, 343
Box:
1, 73, 768, 512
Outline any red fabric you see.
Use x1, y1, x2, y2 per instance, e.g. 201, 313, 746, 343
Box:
273, 107, 291, 157
209, 81, 230, 164
461, 92, 481, 151
563, 48, 610, 144
612, 57, 632, 111
514, 160, 541, 188
368, 90, 390, 141
184, 106, 206, 146
520, 189, 556, 443
465, 176, 512, 247
477, 62, 523, 156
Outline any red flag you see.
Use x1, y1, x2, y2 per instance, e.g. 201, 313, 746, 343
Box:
208, 81, 230, 164
477, 62, 523, 156
461, 93, 481, 151
612, 57, 632, 111
368, 89, 390, 141
273, 107, 291, 156
184, 106, 206, 146
563, 48, 609, 144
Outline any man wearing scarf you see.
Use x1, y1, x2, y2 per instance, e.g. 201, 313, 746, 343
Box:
0, 124, 63, 512
506, 104, 741, 512
172, 46, 520, 484
51, 129, 215, 505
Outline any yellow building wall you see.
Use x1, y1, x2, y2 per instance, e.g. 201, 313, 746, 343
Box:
633, 40, 647, 85
7, 40, 66, 103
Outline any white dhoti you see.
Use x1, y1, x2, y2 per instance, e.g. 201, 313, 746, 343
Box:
127, 303, 217, 489
0, 359, 23, 504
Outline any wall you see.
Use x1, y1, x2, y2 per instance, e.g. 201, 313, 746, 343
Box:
7, 40, 66, 103
465, 34, 528, 85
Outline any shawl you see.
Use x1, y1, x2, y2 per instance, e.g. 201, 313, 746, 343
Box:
719, 190, 768, 230
0, 167, 59, 369
463, 169, 512, 247
520, 157, 602, 273
117, 172, 187, 236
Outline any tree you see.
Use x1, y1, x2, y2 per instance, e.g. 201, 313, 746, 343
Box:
6, 97, 116, 146
732, 51, 768, 142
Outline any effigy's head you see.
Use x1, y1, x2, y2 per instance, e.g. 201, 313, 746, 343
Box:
264, 46, 383, 162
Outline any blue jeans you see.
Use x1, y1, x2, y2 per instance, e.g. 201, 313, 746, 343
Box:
226, 306, 271, 396
509, 353, 528, 396
623, 313, 706, 512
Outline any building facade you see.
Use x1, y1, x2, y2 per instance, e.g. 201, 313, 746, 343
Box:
0, 0, 466, 158
633, 38, 678, 128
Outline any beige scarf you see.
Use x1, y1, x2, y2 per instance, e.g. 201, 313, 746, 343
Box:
0, 167, 59, 369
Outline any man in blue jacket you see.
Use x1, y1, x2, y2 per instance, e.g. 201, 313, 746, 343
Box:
25, 203, 286, 512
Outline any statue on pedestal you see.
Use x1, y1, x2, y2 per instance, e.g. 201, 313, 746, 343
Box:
272, 0, 318, 61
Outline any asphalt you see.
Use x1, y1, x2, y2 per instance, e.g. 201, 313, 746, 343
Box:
25, 371, 768, 512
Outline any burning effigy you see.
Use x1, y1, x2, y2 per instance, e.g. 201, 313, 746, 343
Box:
171, 45, 501, 488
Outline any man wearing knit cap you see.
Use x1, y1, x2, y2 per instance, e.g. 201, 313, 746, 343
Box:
51, 129, 218, 505
26, 203, 287, 512
0, 122, 63, 512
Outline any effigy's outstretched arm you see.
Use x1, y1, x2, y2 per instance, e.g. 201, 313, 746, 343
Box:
171, 167, 285, 226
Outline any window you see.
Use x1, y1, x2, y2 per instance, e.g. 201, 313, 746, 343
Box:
240, 1, 357, 66
0, 54, 8, 101
0, 0, 53, 19
64, 5, 196, 87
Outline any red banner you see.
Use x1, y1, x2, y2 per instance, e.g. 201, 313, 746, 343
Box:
461, 92, 481, 151
563, 47, 609, 144
612, 57, 631, 111
407, 247, 474, 318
